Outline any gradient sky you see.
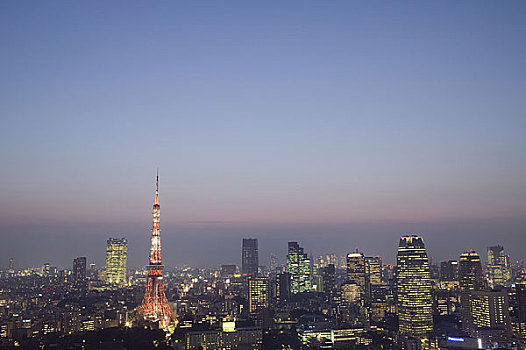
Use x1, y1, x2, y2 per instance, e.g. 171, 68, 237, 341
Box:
1, 1, 525, 269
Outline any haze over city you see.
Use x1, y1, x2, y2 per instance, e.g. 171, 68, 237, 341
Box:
1, 1, 525, 269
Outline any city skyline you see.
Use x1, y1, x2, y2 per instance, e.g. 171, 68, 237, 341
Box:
1, 1, 526, 268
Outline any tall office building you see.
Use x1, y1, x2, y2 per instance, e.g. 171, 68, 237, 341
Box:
286, 241, 311, 294
396, 235, 433, 338
242, 238, 258, 276
322, 264, 336, 303
275, 272, 290, 302
439, 260, 459, 281
346, 251, 366, 302
459, 251, 485, 291
459, 250, 485, 332
365, 256, 382, 299
248, 277, 270, 312
106, 238, 127, 285
72, 257, 87, 287
487, 245, 510, 288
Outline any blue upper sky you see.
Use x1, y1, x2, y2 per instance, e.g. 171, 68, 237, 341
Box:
1, 1, 525, 268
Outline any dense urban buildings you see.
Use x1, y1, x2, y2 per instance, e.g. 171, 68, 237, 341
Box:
105, 237, 127, 286
2, 227, 526, 349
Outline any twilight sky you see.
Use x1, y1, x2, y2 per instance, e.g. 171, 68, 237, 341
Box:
1, 1, 525, 269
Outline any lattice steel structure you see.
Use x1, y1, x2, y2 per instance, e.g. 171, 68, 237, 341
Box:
136, 173, 176, 329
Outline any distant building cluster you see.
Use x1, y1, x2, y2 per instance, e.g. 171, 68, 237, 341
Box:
2, 236, 526, 349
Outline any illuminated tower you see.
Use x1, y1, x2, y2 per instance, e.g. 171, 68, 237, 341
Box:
286, 241, 311, 293
136, 173, 176, 329
396, 235, 433, 338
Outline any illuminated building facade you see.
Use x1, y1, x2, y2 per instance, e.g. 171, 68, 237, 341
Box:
242, 238, 258, 276
459, 250, 485, 330
136, 174, 176, 329
346, 252, 365, 288
105, 238, 127, 286
459, 251, 484, 291
396, 235, 433, 338
365, 256, 382, 299
248, 277, 270, 312
287, 241, 311, 294
487, 245, 511, 288
466, 288, 511, 344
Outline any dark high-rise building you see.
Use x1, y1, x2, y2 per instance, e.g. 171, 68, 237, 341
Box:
322, 264, 336, 303
459, 251, 485, 291
72, 257, 87, 286
439, 260, 459, 281
275, 272, 290, 302
396, 235, 433, 338
286, 241, 311, 294
242, 238, 258, 276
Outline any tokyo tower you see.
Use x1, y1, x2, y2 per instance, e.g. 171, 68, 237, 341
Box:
136, 172, 176, 329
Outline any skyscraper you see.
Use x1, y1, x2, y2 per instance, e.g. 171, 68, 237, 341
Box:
346, 251, 366, 301
286, 241, 311, 294
105, 238, 127, 286
248, 277, 270, 312
275, 272, 290, 302
136, 173, 176, 329
242, 238, 258, 276
365, 256, 382, 300
439, 260, 459, 282
459, 250, 485, 333
322, 264, 336, 303
396, 235, 433, 338
459, 251, 485, 291
487, 245, 510, 288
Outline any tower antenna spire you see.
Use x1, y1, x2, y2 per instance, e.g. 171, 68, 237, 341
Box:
155, 169, 159, 204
